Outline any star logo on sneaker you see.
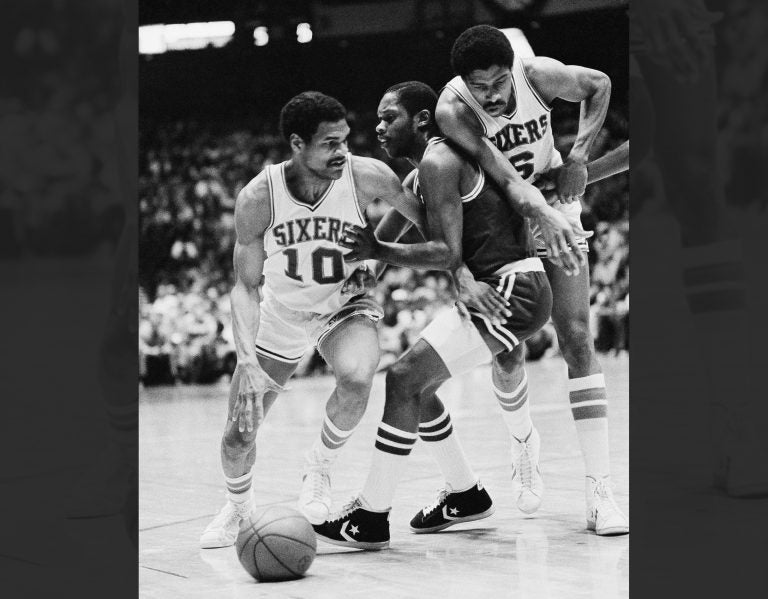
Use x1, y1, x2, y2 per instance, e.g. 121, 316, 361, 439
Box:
350, 525, 359, 535
442, 505, 462, 520
340, 520, 358, 542
449, 507, 459, 516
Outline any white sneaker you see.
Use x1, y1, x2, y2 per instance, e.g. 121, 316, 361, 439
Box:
510, 427, 544, 514
298, 450, 332, 525
586, 476, 629, 536
199, 499, 252, 549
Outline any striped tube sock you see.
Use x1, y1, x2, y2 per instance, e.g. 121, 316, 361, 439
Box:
681, 239, 749, 402
361, 423, 417, 511
495, 371, 533, 440
312, 413, 356, 462
419, 407, 477, 492
225, 471, 253, 504
568, 373, 610, 478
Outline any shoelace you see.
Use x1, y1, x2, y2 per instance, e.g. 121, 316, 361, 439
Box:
328, 497, 362, 523
518, 441, 534, 489
306, 466, 330, 502
592, 478, 623, 518
211, 503, 242, 528
422, 488, 449, 516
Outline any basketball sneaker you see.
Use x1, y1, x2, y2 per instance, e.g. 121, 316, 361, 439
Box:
312, 496, 390, 550
297, 449, 332, 525
586, 475, 629, 536
199, 499, 253, 549
409, 481, 495, 533
510, 426, 544, 514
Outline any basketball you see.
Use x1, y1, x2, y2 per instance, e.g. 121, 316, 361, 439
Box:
235, 505, 317, 582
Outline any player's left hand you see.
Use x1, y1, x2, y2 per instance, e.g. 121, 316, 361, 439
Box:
556, 158, 588, 203
339, 223, 380, 261
341, 265, 376, 295
457, 278, 511, 326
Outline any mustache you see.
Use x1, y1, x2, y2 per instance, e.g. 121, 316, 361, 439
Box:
484, 101, 506, 110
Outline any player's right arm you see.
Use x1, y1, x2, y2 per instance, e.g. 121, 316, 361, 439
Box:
341, 150, 463, 271
587, 141, 629, 183
229, 175, 278, 433
435, 93, 588, 276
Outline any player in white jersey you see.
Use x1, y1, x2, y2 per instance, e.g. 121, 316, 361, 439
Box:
200, 91, 424, 548
436, 25, 628, 535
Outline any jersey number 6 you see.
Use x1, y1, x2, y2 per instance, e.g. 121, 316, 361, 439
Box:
283, 247, 345, 284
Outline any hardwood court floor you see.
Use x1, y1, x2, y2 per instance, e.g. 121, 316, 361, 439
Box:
140, 354, 629, 599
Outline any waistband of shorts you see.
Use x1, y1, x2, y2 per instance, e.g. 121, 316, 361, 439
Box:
492, 257, 545, 277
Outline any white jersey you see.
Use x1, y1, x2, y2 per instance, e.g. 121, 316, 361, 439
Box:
261, 155, 367, 314
443, 57, 562, 181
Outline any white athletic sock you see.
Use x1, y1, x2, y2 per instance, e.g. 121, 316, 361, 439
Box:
225, 471, 253, 504
419, 407, 477, 492
360, 423, 417, 511
495, 371, 533, 440
312, 412, 356, 462
568, 373, 610, 478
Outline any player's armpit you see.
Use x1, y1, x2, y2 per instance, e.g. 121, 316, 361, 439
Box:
351, 156, 425, 233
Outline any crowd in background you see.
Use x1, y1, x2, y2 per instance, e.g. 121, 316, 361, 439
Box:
138, 106, 630, 385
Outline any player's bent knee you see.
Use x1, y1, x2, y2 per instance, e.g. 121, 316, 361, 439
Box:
560, 320, 592, 348
386, 359, 423, 398
493, 349, 524, 374
334, 369, 374, 398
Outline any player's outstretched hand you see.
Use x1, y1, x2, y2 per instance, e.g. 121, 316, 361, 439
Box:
339, 223, 380, 262
555, 157, 588, 204
342, 265, 376, 296
535, 205, 592, 277
231, 362, 281, 433
457, 278, 511, 326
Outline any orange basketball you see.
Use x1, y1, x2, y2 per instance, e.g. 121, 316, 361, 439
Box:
236, 505, 317, 582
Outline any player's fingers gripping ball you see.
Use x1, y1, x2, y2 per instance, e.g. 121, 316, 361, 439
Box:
236, 506, 317, 582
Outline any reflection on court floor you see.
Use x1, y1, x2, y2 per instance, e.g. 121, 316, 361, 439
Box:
140, 355, 629, 599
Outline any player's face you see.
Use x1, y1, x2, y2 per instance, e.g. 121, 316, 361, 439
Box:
375, 92, 417, 159
463, 65, 514, 117
300, 119, 350, 180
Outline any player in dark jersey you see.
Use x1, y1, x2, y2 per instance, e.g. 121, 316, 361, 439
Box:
313, 81, 555, 550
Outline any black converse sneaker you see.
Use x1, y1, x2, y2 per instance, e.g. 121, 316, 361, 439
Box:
313, 497, 390, 550
409, 481, 494, 533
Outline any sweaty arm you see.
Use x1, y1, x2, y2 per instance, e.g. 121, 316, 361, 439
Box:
436, 95, 589, 274
435, 96, 552, 220
341, 152, 463, 271
526, 57, 611, 201
352, 156, 427, 235
228, 176, 283, 435
587, 141, 629, 183
230, 178, 270, 369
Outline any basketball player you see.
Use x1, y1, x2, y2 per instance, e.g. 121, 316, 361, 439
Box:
313, 81, 555, 549
432, 25, 628, 534
199, 91, 426, 548
631, 0, 767, 496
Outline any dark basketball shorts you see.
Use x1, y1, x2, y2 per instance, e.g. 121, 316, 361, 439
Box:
419, 258, 552, 376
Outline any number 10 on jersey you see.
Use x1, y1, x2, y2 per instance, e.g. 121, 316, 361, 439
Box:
283, 247, 346, 285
